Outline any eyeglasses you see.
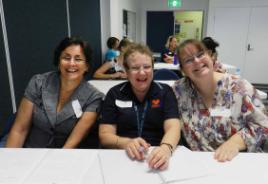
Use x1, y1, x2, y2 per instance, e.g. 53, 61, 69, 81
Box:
129, 65, 152, 73
61, 56, 85, 64
181, 51, 205, 66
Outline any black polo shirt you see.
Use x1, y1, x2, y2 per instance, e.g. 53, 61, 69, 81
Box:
100, 81, 179, 146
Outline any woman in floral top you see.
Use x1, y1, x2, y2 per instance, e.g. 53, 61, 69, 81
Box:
173, 39, 268, 162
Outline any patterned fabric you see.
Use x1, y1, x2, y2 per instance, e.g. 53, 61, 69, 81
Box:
111, 59, 125, 72
214, 60, 225, 73
173, 74, 268, 152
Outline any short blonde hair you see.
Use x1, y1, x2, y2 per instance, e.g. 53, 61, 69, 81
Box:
123, 43, 154, 70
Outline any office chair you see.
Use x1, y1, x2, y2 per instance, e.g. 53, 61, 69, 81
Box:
0, 113, 16, 147
153, 68, 180, 80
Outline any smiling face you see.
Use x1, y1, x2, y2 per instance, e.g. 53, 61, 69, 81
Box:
126, 52, 153, 96
59, 44, 88, 82
169, 37, 177, 51
180, 43, 214, 82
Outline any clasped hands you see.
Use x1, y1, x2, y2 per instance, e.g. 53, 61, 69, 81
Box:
124, 137, 171, 170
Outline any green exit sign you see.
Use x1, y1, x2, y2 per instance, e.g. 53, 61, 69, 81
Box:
168, 0, 181, 8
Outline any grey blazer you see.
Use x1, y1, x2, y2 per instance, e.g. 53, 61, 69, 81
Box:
23, 71, 103, 148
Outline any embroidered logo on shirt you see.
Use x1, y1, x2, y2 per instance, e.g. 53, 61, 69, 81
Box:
151, 99, 161, 108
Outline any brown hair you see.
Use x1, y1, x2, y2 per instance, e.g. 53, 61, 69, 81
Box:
118, 38, 132, 51
123, 43, 154, 70
177, 39, 207, 67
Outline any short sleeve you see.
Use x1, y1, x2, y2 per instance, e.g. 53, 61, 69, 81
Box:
163, 85, 179, 120
235, 79, 268, 152
105, 49, 118, 61
172, 80, 184, 119
24, 74, 44, 103
99, 89, 117, 124
83, 86, 104, 113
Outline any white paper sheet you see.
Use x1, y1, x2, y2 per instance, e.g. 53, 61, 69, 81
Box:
99, 149, 160, 184
21, 149, 98, 184
159, 146, 212, 183
99, 146, 212, 184
0, 148, 48, 184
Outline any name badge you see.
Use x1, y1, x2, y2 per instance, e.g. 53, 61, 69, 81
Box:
210, 108, 231, 117
72, 99, 83, 118
115, 99, 132, 108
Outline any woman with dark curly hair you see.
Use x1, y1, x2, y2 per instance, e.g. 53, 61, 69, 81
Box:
6, 37, 103, 148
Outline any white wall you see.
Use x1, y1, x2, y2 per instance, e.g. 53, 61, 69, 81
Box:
101, 0, 209, 52
100, 0, 142, 60
140, 0, 209, 44
207, 0, 268, 36
110, 0, 142, 41
100, 0, 111, 61
207, 0, 268, 84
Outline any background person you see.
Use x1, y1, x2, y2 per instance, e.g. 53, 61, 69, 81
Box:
99, 43, 181, 170
93, 38, 132, 79
173, 39, 268, 162
104, 37, 120, 61
161, 35, 178, 64
202, 37, 226, 73
6, 37, 104, 148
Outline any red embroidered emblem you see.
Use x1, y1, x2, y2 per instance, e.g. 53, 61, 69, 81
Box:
151, 99, 161, 108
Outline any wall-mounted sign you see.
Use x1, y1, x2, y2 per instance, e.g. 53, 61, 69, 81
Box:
168, 0, 182, 8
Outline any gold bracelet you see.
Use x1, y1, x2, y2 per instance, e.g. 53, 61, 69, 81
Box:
160, 142, 173, 155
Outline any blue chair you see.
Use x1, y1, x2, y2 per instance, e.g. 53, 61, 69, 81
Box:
153, 68, 180, 80
0, 113, 16, 147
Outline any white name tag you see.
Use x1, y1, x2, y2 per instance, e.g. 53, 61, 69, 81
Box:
210, 108, 231, 117
115, 100, 132, 108
72, 99, 83, 118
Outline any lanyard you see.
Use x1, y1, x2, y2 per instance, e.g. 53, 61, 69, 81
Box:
133, 101, 148, 137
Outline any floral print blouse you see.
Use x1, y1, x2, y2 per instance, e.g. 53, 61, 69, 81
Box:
173, 74, 268, 152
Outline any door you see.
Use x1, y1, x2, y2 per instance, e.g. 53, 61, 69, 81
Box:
146, 11, 174, 53
213, 7, 251, 75
243, 7, 268, 84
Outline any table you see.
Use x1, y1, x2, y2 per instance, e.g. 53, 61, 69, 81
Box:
0, 147, 267, 184
153, 63, 238, 75
89, 80, 267, 100
222, 63, 237, 75
154, 63, 180, 70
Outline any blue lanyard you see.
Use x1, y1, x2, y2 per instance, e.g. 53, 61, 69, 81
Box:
133, 101, 148, 137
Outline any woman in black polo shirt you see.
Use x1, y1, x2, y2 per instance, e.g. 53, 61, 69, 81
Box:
99, 43, 181, 170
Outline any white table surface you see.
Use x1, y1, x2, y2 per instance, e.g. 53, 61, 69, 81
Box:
0, 147, 267, 184
89, 80, 267, 100
222, 63, 237, 75
153, 63, 238, 74
154, 63, 180, 70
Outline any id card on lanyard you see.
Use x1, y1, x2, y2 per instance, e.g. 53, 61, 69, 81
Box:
133, 101, 149, 137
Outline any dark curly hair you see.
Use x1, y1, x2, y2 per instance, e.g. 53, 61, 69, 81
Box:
106, 37, 119, 49
202, 37, 219, 54
53, 36, 92, 67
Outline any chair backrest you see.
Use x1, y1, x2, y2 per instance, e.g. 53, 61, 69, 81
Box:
153, 68, 180, 80
0, 113, 16, 139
